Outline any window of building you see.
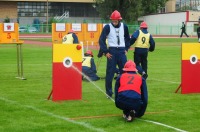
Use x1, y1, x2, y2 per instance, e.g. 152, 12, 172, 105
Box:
17, 2, 99, 18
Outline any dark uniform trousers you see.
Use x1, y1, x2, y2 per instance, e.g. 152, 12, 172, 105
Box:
106, 47, 127, 97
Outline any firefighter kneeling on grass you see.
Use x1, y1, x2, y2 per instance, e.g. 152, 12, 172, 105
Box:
115, 60, 148, 122
82, 50, 100, 81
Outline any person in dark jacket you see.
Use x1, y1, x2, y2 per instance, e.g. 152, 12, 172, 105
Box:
82, 50, 100, 81
130, 21, 155, 78
98, 10, 130, 98
115, 60, 148, 122
197, 27, 200, 42
62, 29, 79, 44
180, 22, 189, 38
197, 19, 200, 42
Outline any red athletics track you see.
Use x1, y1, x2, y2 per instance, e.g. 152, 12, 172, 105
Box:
20, 34, 100, 49
21, 34, 51, 47
20, 34, 197, 39
20, 34, 197, 48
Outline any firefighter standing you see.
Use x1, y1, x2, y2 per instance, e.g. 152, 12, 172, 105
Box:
62, 29, 79, 44
82, 50, 100, 81
130, 22, 155, 77
115, 60, 148, 122
98, 10, 130, 98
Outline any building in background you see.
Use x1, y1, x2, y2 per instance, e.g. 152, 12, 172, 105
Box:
165, 0, 176, 12
0, 0, 99, 25
139, 10, 200, 36
139, 0, 200, 36
160, 0, 200, 13
1, 0, 200, 35
176, 0, 200, 11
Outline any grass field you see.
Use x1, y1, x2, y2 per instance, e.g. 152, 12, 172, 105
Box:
0, 38, 200, 132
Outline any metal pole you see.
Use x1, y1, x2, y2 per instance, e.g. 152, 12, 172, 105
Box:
46, 0, 49, 33
19, 44, 26, 80
16, 44, 20, 78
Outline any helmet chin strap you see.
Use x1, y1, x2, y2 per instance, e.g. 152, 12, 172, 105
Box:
111, 21, 121, 28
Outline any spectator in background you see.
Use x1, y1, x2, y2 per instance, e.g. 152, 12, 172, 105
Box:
180, 22, 189, 38
197, 19, 200, 42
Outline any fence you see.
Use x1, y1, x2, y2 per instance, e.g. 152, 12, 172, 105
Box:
19, 23, 199, 36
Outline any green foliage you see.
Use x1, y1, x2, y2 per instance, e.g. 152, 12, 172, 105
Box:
94, 0, 168, 23
141, 0, 167, 14
3, 16, 10, 23
49, 17, 59, 24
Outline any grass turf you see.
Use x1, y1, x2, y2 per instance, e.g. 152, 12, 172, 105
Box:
0, 38, 200, 132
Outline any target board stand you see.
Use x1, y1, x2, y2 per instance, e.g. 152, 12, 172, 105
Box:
48, 23, 83, 101
49, 44, 82, 101
0, 23, 25, 80
175, 43, 200, 94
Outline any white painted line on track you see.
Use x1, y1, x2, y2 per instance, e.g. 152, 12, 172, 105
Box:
148, 78, 180, 84
95, 72, 187, 131
0, 67, 186, 132
0, 97, 105, 132
137, 118, 188, 132
0, 95, 188, 132
97, 71, 180, 84
72, 65, 115, 102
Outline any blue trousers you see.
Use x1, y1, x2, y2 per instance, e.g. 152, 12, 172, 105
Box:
134, 51, 148, 74
115, 90, 148, 118
82, 66, 100, 81
105, 47, 127, 97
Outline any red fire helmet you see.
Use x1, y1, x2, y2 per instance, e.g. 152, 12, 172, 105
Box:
110, 10, 122, 20
140, 22, 148, 28
123, 60, 137, 72
85, 50, 93, 57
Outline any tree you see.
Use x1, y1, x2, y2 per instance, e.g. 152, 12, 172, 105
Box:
4, 16, 10, 23
94, 0, 168, 23
141, 0, 168, 14
94, 0, 142, 22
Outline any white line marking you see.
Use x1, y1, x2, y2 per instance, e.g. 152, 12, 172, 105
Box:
73, 66, 188, 131
0, 65, 185, 132
89, 71, 188, 131
137, 118, 188, 132
0, 97, 105, 132
72, 65, 115, 102
148, 78, 180, 84
97, 71, 180, 84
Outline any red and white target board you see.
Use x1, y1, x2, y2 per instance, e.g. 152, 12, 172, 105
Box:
0, 23, 19, 43
180, 43, 200, 94
52, 44, 82, 101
